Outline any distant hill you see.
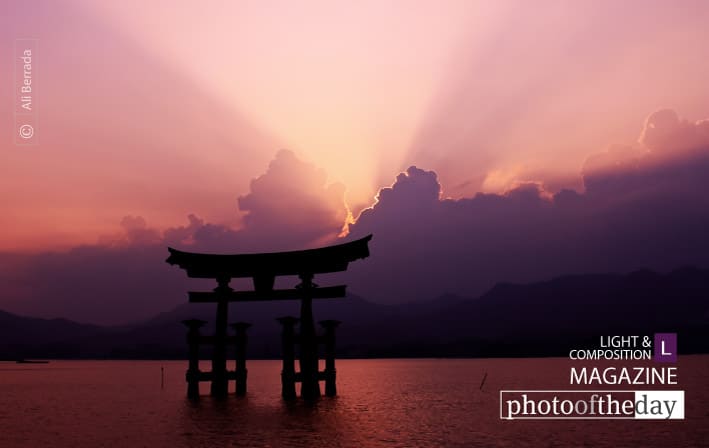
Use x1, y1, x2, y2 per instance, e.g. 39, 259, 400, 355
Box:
424, 266, 709, 356
0, 310, 109, 359
1, 267, 707, 359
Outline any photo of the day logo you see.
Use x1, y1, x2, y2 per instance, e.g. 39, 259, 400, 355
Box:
654, 333, 677, 363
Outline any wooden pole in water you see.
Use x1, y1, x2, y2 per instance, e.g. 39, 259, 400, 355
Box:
211, 276, 231, 397
319, 320, 341, 397
277, 316, 299, 400
298, 274, 321, 400
182, 319, 206, 399
230, 322, 251, 396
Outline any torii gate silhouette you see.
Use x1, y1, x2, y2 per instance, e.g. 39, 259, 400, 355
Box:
166, 234, 372, 400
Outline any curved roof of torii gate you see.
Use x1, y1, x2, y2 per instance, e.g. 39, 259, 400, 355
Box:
166, 234, 372, 279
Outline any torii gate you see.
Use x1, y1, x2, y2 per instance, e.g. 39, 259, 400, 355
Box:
166, 234, 372, 400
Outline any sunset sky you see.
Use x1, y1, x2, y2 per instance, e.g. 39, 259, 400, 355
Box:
2, 1, 709, 323
2, 0, 708, 252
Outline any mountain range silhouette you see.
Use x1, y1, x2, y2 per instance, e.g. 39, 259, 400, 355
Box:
1, 267, 707, 360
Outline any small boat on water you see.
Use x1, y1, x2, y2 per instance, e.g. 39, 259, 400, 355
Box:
16, 359, 50, 364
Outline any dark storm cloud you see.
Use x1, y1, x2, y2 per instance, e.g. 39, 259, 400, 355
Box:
345, 110, 709, 302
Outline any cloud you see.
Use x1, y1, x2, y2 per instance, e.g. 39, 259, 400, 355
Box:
345, 109, 709, 303
115, 150, 351, 254
639, 109, 709, 155
3, 110, 709, 323
582, 109, 709, 198
0, 151, 351, 324
236, 150, 351, 249
117, 216, 163, 246
0, 243, 193, 325
162, 150, 351, 253
403, 1, 709, 197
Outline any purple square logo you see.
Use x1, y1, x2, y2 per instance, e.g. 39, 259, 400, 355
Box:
654, 333, 677, 362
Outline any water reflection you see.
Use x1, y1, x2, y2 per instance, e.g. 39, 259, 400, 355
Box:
179, 394, 358, 447
1, 358, 708, 447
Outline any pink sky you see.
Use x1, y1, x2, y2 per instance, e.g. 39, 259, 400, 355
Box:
1, 0, 708, 252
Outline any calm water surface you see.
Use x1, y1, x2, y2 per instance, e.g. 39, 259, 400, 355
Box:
1, 357, 708, 447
